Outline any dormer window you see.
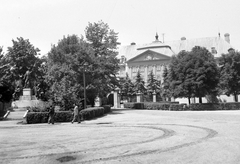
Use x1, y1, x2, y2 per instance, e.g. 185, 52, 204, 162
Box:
211, 47, 217, 54
120, 55, 126, 63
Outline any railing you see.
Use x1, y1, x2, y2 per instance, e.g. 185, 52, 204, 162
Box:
3, 110, 10, 120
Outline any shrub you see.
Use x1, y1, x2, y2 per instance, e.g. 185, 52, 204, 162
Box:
169, 104, 185, 111
134, 103, 144, 109
123, 102, 240, 111
81, 107, 105, 120
223, 102, 240, 110
102, 105, 111, 113
189, 103, 223, 111
123, 103, 135, 109
26, 106, 112, 124
26, 111, 72, 124
144, 102, 170, 110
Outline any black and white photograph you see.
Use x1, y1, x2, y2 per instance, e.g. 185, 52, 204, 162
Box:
1, 0, 240, 163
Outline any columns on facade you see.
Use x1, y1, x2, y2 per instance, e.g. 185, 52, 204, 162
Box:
144, 65, 148, 82
129, 66, 132, 79
153, 64, 156, 75
125, 63, 129, 76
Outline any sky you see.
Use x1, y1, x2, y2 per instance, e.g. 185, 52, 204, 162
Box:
1, 0, 240, 56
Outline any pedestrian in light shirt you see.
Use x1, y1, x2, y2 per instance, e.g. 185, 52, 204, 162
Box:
71, 104, 81, 124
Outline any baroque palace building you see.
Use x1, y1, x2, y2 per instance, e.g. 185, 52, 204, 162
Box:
117, 33, 233, 83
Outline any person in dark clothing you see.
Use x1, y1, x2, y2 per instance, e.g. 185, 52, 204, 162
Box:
48, 106, 55, 124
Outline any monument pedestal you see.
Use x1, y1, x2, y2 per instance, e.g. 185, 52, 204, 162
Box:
21, 88, 32, 100
14, 88, 45, 109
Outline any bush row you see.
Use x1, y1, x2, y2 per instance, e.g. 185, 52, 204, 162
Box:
123, 102, 240, 111
189, 102, 240, 111
26, 105, 111, 124
123, 102, 185, 111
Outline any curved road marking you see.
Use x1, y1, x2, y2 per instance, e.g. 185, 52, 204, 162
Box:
80, 124, 218, 163
1, 124, 218, 163
3, 125, 174, 160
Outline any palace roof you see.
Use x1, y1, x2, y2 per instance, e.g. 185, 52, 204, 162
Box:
118, 35, 233, 61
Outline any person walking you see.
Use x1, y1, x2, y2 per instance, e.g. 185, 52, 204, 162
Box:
48, 106, 55, 124
72, 104, 81, 124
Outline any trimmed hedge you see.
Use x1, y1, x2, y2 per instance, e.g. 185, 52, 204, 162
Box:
123, 102, 240, 111
123, 103, 135, 109
169, 104, 185, 111
26, 106, 112, 124
189, 102, 240, 111
189, 103, 223, 111
123, 102, 185, 111
144, 102, 170, 110
223, 102, 240, 110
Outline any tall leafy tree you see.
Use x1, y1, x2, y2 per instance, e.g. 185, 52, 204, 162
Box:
46, 35, 91, 108
190, 46, 219, 102
219, 50, 240, 102
47, 20, 120, 108
85, 20, 120, 98
162, 66, 171, 101
168, 50, 195, 103
168, 46, 219, 103
0, 38, 43, 100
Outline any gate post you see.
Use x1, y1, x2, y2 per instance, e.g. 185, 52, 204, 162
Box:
113, 88, 121, 108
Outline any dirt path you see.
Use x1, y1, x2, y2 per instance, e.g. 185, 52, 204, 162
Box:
1, 109, 240, 164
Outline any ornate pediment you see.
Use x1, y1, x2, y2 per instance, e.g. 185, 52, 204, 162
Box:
144, 53, 159, 60
127, 50, 171, 63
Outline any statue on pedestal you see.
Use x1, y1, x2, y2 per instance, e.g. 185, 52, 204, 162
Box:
23, 69, 32, 88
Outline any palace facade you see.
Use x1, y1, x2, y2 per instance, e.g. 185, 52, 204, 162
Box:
117, 33, 233, 83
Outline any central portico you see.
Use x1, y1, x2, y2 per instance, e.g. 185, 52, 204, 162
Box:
118, 34, 175, 82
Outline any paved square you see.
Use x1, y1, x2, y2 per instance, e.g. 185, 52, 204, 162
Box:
1, 109, 240, 164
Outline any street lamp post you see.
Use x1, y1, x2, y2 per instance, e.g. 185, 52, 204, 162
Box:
83, 62, 88, 109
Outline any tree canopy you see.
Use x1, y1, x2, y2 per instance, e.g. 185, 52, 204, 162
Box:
167, 46, 219, 103
46, 21, 120, 108
134, 70, 146, 94
0, 37, 44, 101
219, 50, 240, 102
85, 21, 120, 97
146, 70, 161, 94
120, 73, 135, 101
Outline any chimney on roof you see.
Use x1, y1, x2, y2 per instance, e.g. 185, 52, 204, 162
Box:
181, 37, 186, 41
224, 33, 230, 43
131, 42, 136, 45
155, 33, 159, 41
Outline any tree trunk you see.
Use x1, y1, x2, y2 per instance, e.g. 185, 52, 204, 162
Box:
199, 96, 202, 103
234, 94, 238, 102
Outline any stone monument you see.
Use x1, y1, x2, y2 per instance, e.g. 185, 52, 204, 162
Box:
13, 70, 45, 109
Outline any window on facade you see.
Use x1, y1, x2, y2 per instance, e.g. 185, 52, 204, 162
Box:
140, 66, 145, 73
132, 67, 138, 73
157, 75, 161, 80
211, 47, 217, 54
148, 66, 153, 73
156, 65, 161, 71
